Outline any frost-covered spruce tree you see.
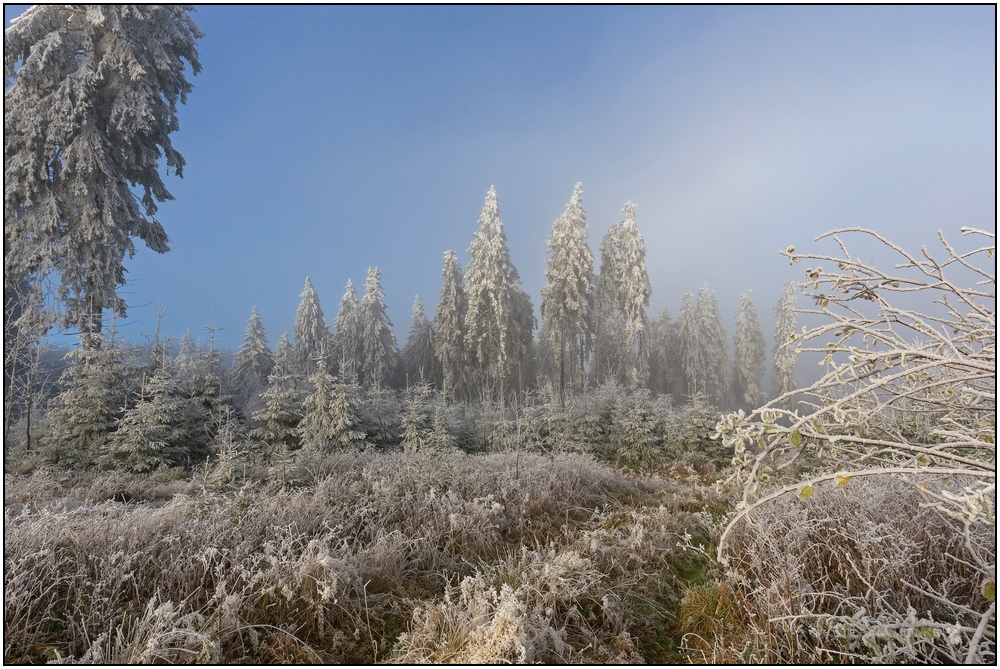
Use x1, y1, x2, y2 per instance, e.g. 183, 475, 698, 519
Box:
402, 296, 440, 388
510, 280, 538, 393
294, 277, 330, 377
593, 202, 651, 389
677, 292, 704, 397
433, 250, 469, 401
230, 307, 274, 406
103, 363, 207, 473
772, 281, 799, 399
646, 308, 672, 396
175, 330, 199, 379
332, 279, 362, 385
273, 332, 295, 376
4, 6, 201, 339
400, 383, 433, 453
298, 361, 339, 455
540, 183, 595, 405
250, 367, 306, 453
732, 289, 766, 410
697, 284, 731, 409
464, 186, 532, 400
298, 368, 367, 455
359, 267, 401, 391
43, 332, 127, 467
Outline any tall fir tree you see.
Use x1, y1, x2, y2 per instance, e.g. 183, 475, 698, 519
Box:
677, 292, 704, 398
294, 277, 330, 377
732, 289, 766, 410
540, 182, 595, 406
230, 307, 274, 406
402, 296, 439, 388
697, 283, 731, 409
5, 5, 201, 339
647, 308, 681, 398
593, 202, 651, 389
359, 267, 401, 391
433, 250, 469, 401
332, 280, 362, 385
772, 281, 799, 400
464, 186, 532, 400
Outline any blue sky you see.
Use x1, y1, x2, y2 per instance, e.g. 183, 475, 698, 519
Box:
5, 5, 996, 359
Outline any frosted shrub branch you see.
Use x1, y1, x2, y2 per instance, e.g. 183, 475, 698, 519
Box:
713, 227, 995, 663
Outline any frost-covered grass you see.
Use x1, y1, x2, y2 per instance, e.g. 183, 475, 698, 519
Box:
685, 475, 996, 664
4, 451, 724, 664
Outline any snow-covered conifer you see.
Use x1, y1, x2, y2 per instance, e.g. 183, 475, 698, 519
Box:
593, 202, 651, 389
43, 332, 126, 467
103, 363, 209, 472
294, 277, 330, 377
772, 281, 799, 398
540, 183, 595, 405
5, 5, 201, 337
250, 369, 306, 453
298, 361, 338, 454
359, 267, 401, 391
646, 308, 672, 396
677, 292, 703, 397
400, 384, 433, 453
332, 280, 362, 384
230, 307, 274, 404
273, 332, 295, 377
176, 331, 199, 378
402, 296, 439, 388
733, 290, 766, 410
433, 250, 469, 400
697, 284, 731, 408
464, 187, 532, 399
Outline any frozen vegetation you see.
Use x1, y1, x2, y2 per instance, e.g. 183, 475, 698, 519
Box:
4, 5, 995, 665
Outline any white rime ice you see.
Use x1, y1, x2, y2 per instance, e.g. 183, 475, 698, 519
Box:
332, 280, 362, 385
732, 289, 766, 410
593, 202, 651, 389
772, 281, 799, 399
540, 183, 595, 405
359, 267, 401, 391
433, 250, 469, 400
4, 5, 201, 336
464, 187, 534, 399
294, 277, 330, 378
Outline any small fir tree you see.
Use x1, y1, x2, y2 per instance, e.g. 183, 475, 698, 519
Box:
43, 331, 127, 467
103, 364, 207, 473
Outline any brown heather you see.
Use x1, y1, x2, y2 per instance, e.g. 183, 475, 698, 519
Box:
4, 451, 724, 664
